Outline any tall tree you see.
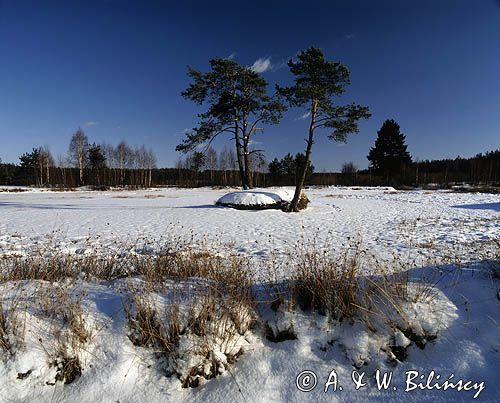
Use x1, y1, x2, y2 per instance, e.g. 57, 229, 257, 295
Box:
341, 161, 358, 174
277, 47, 370, 211
116, 141, 132, 185
206, 146, 218, 181
268, 158, 283, 178
19, 148, 41, 186
367, 119, 412, 181
268, 153, 314, 185
190, 151, 206, 172
87, 143, 106, 186
38, 146, 54, 185
68, 129, 89, 184
87, 143, 106, 169
177, 58, 285, 189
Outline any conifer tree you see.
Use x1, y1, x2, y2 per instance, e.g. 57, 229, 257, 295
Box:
178, 58, 285, 189
367, 119, 412, 181
277, 47, 370, 211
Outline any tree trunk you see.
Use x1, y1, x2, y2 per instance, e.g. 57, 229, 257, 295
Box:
242, 114, 252, 188
79, 155, 84, 185
288, 100, 318, 212
234, 119, 247, 189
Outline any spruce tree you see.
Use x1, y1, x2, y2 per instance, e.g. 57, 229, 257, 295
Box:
367, 119, 412, 181
87, 143, 106, 169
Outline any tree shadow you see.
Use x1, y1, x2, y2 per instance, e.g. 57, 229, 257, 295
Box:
255, 257, 499, 399
0, 201, 90, 210
175, 204, 224, 209
451, 202, 500, 212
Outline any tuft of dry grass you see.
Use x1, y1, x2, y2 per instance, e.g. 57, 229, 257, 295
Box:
0, 297, 25, 357
295, 191, 310, 211
125, 251, 256, 388
143, 194, 165, 199
125, 284, 180, 355
0, 188, 29, 193
37, 284, 91, 385
49, 341, 83, 384
290, 245, 363, 319
0, 301, 14, 355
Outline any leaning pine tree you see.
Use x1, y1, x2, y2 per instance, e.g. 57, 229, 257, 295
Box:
177, 58, 285, 189
277, 47, 371, 211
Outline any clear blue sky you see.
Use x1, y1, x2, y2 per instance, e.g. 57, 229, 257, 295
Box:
0, 0, 499, 170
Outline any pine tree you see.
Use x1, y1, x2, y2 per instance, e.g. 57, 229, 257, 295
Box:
178, 58, 285, 189
190, 152, 206, 172
267, 153, 314, 185
367, 119, 412, 181
19, 148, 41, 186
277, 47, 370, 211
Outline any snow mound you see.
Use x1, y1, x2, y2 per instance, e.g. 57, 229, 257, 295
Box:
216, 188, 294, 210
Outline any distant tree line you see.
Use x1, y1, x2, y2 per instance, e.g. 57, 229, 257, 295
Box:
1, 145, 498, 188
1, 129, 157, 188
1, 46, 498, 190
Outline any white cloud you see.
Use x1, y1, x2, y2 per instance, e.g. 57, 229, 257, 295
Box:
251, 57, 272, 73
85, 121, 99, 127
297, 111, 311, 120
227, 52, 237, 60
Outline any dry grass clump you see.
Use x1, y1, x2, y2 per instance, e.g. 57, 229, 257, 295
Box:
295, 191, 310, 211
144, 194, 165, 199
125, 253, 256, 388
48, 341, 83, 385
0, 252, 133, 283
0, 243, 252, 285
0, 298, 24, 357
37, 284, 91, 385
289, 245, 364, 320
178, 290, 254, 388
0, 188, 29, 193
135, 250, 253, 286
125, 285, 180, 355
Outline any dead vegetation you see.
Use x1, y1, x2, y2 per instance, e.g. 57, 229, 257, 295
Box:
0, 188, 29, 193
125, 252, 256, 387
143, 194, 165, 199
0, 298, 24, 356
0, 234, 497, 387
36, 284, 91, 385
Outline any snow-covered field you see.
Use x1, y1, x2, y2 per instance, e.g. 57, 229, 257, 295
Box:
0, 186, 498, 260
0, 187, 498, 402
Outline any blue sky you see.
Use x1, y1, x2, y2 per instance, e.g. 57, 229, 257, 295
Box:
0, 0, 499, 170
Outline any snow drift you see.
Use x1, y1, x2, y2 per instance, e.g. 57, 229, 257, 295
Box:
216, 188, 302, 210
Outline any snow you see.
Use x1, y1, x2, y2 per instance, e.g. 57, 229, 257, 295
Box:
0, 186, 498, 402
0, 186, 497, 261
216, 187, 294, 208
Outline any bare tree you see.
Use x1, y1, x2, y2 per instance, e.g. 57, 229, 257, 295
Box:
37, 146, 54, 186
116, 141, 132, 185
218, 146, 229, 185
68, 129, 89, 184
144, 147, 157, 187
206, 146, 218, 182
341, 161, 358, 174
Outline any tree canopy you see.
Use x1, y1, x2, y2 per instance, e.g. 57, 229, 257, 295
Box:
277, 47, 370, 210
367, 119, 412, 179
178, 58, 285, 188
